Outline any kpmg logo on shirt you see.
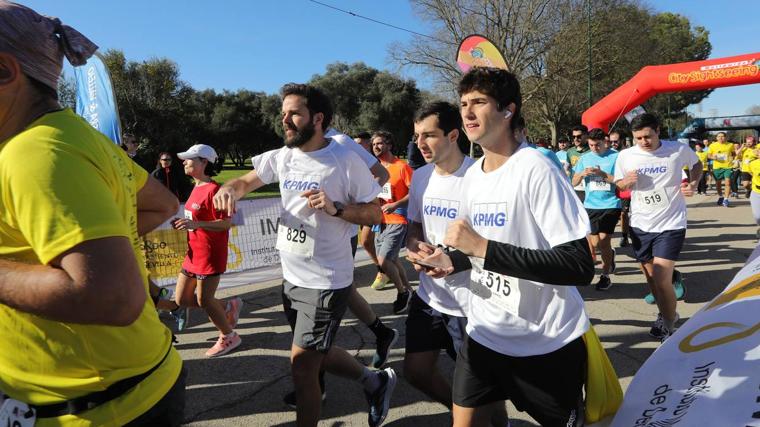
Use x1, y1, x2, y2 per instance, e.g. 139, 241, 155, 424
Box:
282, 174, 321, 191
637, 162, 668, 175
471, 202, 507, 227
423, 198, 460, 219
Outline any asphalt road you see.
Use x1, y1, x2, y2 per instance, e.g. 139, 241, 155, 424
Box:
169, 192, 758, 426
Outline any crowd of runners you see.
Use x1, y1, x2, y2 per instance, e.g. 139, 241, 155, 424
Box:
1, 2, 758, 427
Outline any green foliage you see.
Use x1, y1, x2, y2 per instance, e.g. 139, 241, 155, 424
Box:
310, 62, 422, 155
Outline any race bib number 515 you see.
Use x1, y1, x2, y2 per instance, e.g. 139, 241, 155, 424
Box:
471, 270, 521, 315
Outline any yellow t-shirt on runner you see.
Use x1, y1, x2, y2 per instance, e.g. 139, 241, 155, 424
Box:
750, 159, 760, 195
707, 141, 735, 169
741, 147, 758, 173
695, 151, 708, 169
0, 109, 181, 426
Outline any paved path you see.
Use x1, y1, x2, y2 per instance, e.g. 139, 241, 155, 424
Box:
170, 193, 757, 426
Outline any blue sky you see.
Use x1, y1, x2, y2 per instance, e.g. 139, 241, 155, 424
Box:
21, 0, 760, 117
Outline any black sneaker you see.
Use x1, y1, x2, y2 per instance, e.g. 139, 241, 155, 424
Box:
649, 313, 680, 339
365, 367, 397, 427
619, 236, 629, 247
717, 197, 724, 206
283, 372, 326, 409
371, 328, 399, 369
595, 275, 612, 291
392, 290, 412, 314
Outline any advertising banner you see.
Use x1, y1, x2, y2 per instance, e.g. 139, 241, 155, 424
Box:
611, 248, 760, 427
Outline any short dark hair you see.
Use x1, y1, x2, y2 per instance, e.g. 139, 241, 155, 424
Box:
414, 101, 462, 136
717, 131, 727, 137
630, 113, 660, 132
280, 83, 333, 131
458, 67, 522, 131
558, 139, 570, 144
571, 125, 588, 134
588, 128, 607, 141
695, 142, 705, 148
354, 131, 371, 140
372, 130, 394, 147
609, 130, 621, 139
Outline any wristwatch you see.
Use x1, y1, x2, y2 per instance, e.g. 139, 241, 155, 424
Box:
332, 202, 345, 217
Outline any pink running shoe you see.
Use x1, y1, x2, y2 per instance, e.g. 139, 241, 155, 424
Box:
205, 332, 241, 357
225, 297, 243, 329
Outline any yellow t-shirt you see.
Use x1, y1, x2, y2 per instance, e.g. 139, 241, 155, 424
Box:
0, 109, 181, 426
707, 141, 735, 169
751, 159, 760, 195
695, 151, 708, 169
741, 147, 758, 173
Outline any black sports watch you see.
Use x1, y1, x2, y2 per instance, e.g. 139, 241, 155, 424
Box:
332, 202, 345, 217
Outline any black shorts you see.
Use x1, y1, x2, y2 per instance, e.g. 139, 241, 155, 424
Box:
741, 172, 753, 182
453, 335, 586, 427
586, 208, 621, 235
282, 281, 351, 353
180, 268, 221, 280
405, 292, 467, 360
630, 227, 686, 262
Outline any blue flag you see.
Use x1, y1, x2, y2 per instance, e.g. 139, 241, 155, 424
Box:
74, 53, 122, 144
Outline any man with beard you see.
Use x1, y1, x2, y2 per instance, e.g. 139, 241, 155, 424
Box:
371, 131, 415, 314
214, 84, 396, 427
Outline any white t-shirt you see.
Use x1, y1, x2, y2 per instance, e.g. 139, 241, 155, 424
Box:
461, 144, 590, 357
326, 128, 379, 237
252, 141, 381, 290
613, 140, 699, 233
407, 157, 475, 317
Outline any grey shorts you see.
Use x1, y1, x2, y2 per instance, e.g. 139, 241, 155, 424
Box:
374, 223, 407, 260
281, 280, 351, 353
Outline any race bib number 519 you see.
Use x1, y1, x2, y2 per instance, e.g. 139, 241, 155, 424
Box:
636, 188, 668, 213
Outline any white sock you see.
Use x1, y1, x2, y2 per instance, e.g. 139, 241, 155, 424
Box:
224, 331, 237, 338
663, 315, 677, 331
359, 367, 381, 392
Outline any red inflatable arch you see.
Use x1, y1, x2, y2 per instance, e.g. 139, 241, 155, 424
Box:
582, 52, 760, 131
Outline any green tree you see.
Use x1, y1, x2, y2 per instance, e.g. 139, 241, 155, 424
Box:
310, 62, 421, 155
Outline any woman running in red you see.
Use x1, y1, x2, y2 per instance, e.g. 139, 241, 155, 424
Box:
173, 144, 243, 357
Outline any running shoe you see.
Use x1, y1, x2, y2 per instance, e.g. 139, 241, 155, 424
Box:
392, 290, 412, 314
643, 292, 656, 304
205, 332, 241, 357
371, 272, 390, 290
225, 297, 244, 329
722, 198, 730, 207
673, 270, 686, 300
371, 328, 399, 369
660, 327, 677, 344
730, 192, 738, 198
649, 312, 679, 339
716, 197, 724, 206
283, 373, 327, 409
170, 307, 190, 332
595, 275, 612, 291
365, 367, 397, 427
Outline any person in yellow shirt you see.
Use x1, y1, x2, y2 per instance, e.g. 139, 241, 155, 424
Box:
706, 131, 736, 207
0, 3, 184, 426
739, 135, 757, 198
748, 156, 760, 240
694, 142, 709, 194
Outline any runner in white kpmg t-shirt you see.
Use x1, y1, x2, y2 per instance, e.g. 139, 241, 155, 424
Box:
405, 101, 507, 425
613, 113, 702, 343
214, 84, 396, 427
416, 68, 594, 427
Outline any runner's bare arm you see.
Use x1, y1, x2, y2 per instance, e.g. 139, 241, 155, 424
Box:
688, 161, 703, 188
382, 193, 410, 214
214, 170, 266, 216
370, 162, 390, 186
136, 176, 180, 236
0, 237, 146, 325
173, 218, 232, 232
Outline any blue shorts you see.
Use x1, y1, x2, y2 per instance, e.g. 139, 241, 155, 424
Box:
630, 227, 686, 262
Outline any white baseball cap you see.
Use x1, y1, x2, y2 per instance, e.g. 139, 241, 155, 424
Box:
177, 144, 218, 163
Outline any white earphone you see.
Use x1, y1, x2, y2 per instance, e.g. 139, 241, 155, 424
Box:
504, 110, 512, 119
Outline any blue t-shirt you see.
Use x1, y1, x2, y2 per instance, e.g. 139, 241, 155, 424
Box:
574, 150, 621, 209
